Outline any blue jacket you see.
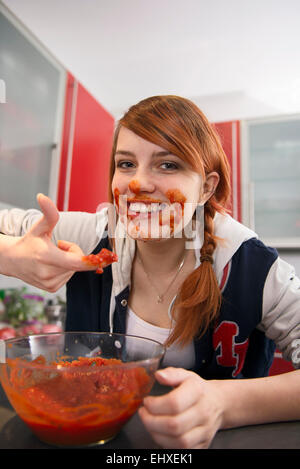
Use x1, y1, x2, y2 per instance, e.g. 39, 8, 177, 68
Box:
65, 236, 278, 379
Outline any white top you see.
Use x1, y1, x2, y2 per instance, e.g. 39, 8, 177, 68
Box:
126, 306, 195, 369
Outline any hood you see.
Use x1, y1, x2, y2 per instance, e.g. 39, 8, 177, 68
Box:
213, 211, 257, 284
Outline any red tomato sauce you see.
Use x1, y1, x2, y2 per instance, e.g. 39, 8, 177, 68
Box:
82, 248, 118, 274
158, 189, 186, 230
129, 179, 141, 194
1, 356, 151, 447
113, 188, 120, 209
165, 189, 186, 207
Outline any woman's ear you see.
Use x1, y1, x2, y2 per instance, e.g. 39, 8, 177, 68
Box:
200, 172, 220, 204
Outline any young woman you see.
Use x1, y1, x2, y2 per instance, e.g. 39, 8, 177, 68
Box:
1, 95, 300, 449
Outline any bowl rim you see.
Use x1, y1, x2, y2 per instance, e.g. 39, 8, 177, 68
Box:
1, 331, 166, 370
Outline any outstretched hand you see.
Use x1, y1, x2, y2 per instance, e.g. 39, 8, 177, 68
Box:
3, 194, 103, 292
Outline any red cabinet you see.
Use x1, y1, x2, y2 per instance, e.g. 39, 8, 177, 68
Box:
213, 121, 242, 222
57, 72, 114, 213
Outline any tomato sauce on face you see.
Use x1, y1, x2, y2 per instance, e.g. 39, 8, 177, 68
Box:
113, 188, 120, 209
114, 185, 187, 237
129, 179, 140, 194
165, 189, 186, 208
1, 356, 151, 447
158, 189, 186, 229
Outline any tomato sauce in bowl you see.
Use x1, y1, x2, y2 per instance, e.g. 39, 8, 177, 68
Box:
1, 355, 152, 447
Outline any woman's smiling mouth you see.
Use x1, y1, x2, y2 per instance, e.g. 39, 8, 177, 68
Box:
116, 190, 188, 227
127, 200, 169, 220
114, 187, 189, 239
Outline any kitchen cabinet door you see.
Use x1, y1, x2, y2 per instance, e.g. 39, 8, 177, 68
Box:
57, 74, 114, 213
241, 115, 300, 248
0, 6, 65, 211
214, 121, 242, 221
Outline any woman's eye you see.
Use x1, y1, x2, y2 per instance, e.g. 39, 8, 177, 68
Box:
116, 161, 135, 169
160, 162, 178, 170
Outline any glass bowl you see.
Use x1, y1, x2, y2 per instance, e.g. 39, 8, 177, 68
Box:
0, 332, 165, 447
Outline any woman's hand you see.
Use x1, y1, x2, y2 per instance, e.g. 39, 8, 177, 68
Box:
1, 194, 98, 292
138, 367, 224, 449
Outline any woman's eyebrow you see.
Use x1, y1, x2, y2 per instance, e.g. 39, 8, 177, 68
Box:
115, 150, 135, 157
115, 150, 173, 157
152, 151, 173, 157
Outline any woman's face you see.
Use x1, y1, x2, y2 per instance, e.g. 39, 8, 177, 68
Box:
111, 127, 216, 241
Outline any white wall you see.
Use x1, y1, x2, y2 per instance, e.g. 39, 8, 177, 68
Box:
3, 0, 300, 121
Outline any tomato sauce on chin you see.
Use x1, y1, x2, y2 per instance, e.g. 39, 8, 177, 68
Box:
1, 356, 152, 447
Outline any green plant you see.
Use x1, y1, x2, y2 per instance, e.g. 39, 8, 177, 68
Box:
3, 288, 45, 327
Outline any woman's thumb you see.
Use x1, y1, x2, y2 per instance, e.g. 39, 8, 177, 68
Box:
30, 193, 59, 237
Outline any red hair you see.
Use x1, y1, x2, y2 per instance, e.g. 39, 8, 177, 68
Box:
109, 95, 231, 346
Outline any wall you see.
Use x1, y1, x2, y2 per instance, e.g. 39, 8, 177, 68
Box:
278, 250, 300, 274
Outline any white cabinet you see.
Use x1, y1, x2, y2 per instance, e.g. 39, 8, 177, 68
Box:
241, 115, 300, 248
0, 6, 66, 210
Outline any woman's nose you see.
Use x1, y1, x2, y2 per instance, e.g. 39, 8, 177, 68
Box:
129, 169, 155, 194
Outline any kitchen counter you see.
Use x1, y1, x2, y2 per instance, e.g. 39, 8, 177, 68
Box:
1, 382, 300, 450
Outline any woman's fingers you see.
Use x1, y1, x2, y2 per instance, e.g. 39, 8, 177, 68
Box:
155, 367, 195, 387
57, 240, 101, 272
139, 396, 199, 437
143, 368, 201, 415
57, 239, 80, 252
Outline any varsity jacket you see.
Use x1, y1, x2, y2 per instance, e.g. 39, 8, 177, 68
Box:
1, 207, 300, 379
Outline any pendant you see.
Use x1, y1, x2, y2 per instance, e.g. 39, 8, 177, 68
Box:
157, 295, 163, 303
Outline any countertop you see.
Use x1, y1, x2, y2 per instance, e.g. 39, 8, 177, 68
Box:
1, 382, 300, 450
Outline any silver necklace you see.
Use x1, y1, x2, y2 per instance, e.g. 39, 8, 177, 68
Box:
137, 252, 186, 304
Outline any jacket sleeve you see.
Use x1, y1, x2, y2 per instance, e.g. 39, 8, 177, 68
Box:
0, 207, 42, 236
0, 207, 108, 255
258, 257, 300, 367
